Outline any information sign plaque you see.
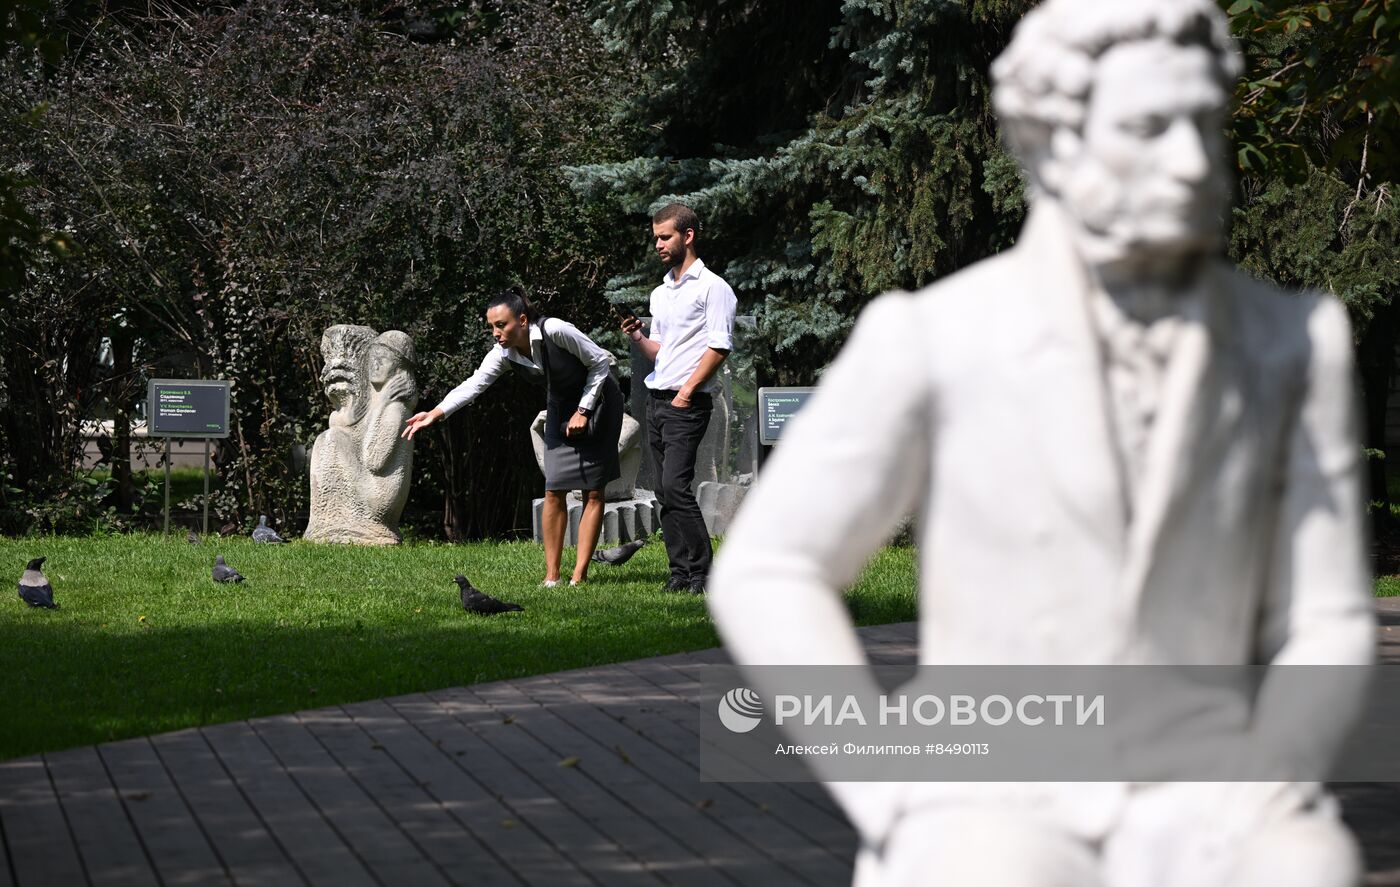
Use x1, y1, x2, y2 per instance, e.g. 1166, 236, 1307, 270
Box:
758, 387, 815, 445
146, 380, 231, 439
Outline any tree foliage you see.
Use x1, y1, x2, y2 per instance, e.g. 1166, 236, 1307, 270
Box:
571, 0, 1035, 384
573, 0, 1395, 365
3, 0, 1397, 534
1226, 0, 1398, 329
1227, 0, 1399, 503
0, 0, 89, 292
576, 0, 1396, 500
0, 0, 626, 536
1230, 0, 1398, 178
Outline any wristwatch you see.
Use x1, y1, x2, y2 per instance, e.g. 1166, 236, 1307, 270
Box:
576, 406, 593, 417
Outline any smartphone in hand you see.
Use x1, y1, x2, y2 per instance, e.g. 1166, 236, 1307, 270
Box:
614, 304, 643, 339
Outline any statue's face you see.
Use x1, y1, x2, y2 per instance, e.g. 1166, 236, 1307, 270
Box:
367, 346, 393, 386
320, 326, 373, 401
1056, 40, 1229, 263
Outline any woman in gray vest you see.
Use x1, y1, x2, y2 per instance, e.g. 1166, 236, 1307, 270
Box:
402, 288, 624, 586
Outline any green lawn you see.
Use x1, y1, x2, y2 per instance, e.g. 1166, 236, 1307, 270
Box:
0, 535, 916, 760
4, 532, 1393, 761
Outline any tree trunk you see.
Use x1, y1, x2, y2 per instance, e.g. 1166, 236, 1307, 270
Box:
111, 327, 135, 512
439, 416, 469, 542
1358, 296, 1398, 509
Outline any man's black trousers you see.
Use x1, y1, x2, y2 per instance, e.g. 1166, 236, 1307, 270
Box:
646, 391, 713, 581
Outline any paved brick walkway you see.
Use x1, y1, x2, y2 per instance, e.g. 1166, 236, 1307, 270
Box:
1, 614, 1397, 886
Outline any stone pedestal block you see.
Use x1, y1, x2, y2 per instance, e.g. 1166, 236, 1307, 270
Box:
531, 489, 659, 546
697, 481, 750, 536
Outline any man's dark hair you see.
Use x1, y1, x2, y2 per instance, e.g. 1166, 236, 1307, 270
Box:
485, 285, 540, 322
652, 203, 700, 240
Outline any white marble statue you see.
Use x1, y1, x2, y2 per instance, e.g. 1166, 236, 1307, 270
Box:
305, 325, 419, 544
709, 2, 1375, 886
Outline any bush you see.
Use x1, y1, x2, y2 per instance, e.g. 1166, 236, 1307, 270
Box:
0, 0, 628, 538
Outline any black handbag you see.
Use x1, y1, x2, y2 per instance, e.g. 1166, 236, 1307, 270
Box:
563, 409, 598, 442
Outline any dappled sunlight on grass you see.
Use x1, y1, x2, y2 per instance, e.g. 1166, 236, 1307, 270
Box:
0, 535, 917, 759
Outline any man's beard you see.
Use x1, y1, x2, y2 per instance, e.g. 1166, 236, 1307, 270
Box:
1058, 160, 1225, 266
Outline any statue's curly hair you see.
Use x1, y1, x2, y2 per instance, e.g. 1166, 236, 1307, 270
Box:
991, 0, 1241, 180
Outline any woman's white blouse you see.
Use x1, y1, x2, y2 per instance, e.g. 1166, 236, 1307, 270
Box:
434, 318, 615, 418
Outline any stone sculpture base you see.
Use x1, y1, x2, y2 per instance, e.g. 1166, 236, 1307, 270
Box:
305, 525, 402, 546
697, 481, 749, 537
531, 490, 659, 546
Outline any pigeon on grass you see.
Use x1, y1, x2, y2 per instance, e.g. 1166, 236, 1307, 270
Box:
186, 529, 202, 545
18, 557, 58, 609
591, 538, 647, 566
212, 556, 245, 583
454, 575, 523, 615
252, 515, 287, 544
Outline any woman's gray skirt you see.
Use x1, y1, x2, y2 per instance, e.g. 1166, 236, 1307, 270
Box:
542, 375, 624, 491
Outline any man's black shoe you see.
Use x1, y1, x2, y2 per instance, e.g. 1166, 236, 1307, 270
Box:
665, 576, 689, 592
688, 577, 706, 595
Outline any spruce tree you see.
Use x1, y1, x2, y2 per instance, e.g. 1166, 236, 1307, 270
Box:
571, 0, 1036, 383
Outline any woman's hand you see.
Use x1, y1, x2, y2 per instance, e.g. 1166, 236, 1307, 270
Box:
402, 408, 443, 440
565, 410, 590, 439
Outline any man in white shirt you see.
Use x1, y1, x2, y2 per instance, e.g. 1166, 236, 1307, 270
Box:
621, 203, 738, 593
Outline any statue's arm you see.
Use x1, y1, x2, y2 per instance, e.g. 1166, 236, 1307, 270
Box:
363, 399, 412, 474
711, 293, 931, 659
1258, 295, 1374, 665
1251, 294, 1375, 773
708, 292, 931, 844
